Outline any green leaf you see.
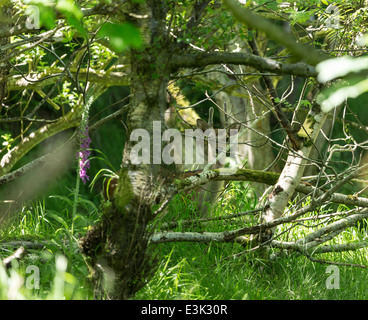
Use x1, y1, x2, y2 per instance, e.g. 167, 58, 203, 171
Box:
49, 195, 73, 207
38, 4, 55, 29
97, 22, 142, 53
66, 14, 87, 38
289, 10, 313, 26
56, 0, 83, 20
317, 56, 368, 83
47, 212, 70, 230
56, 0, 87, 38
317, 55, 368, 111
317, 78, 368, 112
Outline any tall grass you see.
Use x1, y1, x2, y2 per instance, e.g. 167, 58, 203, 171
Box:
1, 181, 368, 300
137, 183, 368, 300
0, 193, 98, 299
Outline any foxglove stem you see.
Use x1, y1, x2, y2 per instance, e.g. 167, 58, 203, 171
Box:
72, 94, 93, 236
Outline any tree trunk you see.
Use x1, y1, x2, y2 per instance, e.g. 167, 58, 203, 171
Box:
215, 86, 274, 193
80, 1, 173, 299
259, 105, 327, 241
0, 4, 12, 106
81, 58, 171, 300
205, 66, 274, 195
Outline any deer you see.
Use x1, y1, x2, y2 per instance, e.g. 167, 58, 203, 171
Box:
100, 106, 240, 218
176, 106, 241, 217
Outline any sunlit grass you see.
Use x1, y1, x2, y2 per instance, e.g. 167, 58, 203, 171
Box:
1, 182, 368, 300
0, 193, 98, 300
137, 185, 368, 300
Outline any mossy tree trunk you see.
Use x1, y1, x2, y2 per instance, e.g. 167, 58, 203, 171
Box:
80, 1, 173, 300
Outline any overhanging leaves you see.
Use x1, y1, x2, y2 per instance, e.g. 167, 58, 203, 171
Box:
97, 22, 143, 54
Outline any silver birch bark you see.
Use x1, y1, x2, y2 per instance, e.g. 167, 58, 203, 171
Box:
262, 109, 327, 224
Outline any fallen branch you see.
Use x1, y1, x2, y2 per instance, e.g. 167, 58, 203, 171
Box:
295, 208, 368, 250
0, 241, 47, 250
305, 255, 366, 268
157, 208, 263, 230
150, 230, 251, 245
271, 239, 368, 255
150, 201, 317, 245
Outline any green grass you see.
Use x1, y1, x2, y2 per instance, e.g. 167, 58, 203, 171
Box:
136, 183, 368, 300
134, 237, 368, 300
1, 181, 368, 300
0, 193, 98, 299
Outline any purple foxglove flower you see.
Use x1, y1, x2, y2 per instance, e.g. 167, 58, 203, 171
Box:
78, 124, 91, 184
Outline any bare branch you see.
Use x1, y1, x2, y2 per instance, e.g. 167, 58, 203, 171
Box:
222, 0, 328, 65
170, 51, 317, 78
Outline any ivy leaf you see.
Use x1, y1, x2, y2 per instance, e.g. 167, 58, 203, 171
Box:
97, 22, 142, 54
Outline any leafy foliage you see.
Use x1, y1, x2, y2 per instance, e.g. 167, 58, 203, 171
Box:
1, 0, 368, 300
97, 22, 142, 54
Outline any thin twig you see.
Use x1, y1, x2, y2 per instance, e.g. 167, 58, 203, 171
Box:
306, 255, 366, 268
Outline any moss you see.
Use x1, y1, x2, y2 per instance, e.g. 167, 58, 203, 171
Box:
231, 168, 279, 185
113, 168, 135, 212
174, 168, 280, 190
302, 138, 313, 148
297, 114, 316, 139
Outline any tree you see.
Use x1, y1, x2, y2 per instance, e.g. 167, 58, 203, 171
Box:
1, 0, 368, 299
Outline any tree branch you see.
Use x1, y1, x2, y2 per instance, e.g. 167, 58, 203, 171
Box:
2, 247, 27, 269
7, 69, 130, 91
0, 100, 126, 186
0, 109, 80, 177
169, 51, 317, 78
222, 0, 328, 65
248, 32, 301, 150
172, 167, 368, 209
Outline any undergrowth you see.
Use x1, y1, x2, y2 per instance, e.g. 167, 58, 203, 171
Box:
1, 181, 368, 300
